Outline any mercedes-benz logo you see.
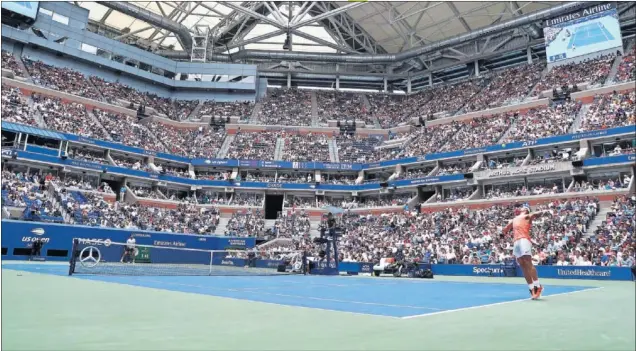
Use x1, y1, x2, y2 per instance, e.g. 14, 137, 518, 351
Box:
79, 246, 101, 268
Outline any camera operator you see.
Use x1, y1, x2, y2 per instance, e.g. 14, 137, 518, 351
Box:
30, 238, 44, 260
326, 212, 337, 237
246, 247, 257, 268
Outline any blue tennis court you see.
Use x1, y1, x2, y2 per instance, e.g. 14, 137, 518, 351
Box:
4, 263, 597, 319
568, 22, 615, 49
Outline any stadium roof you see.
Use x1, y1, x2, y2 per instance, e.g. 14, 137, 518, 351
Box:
80, 1, 560, 55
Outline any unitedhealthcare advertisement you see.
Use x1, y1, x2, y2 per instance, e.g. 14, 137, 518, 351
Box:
1, 2, 39, 20
544, 3, 622, 63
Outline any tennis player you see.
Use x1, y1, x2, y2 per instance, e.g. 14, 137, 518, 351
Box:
502, 206, 551, 299
121, 235, 136, 264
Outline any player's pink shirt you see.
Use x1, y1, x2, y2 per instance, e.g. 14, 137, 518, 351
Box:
512, 215, 532, 242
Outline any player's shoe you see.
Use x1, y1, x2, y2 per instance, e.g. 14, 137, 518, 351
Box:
531, 285, 544, 300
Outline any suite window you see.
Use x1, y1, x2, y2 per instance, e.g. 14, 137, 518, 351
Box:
51, 13, 69, 25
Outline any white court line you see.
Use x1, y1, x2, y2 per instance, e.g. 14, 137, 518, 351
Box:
114, 277, 408, 319
401, 287, 604, 320
139, 278, 443, 311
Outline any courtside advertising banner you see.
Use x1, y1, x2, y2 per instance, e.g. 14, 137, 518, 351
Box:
1, 220, 255, 261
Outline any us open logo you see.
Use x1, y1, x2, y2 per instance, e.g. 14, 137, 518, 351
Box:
31, 228, 45, 236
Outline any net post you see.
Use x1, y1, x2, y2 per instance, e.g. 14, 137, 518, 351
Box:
208, 250, 213, 276
68, 238, 78, 276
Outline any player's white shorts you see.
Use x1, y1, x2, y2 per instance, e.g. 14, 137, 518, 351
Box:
513, 238, 532, 258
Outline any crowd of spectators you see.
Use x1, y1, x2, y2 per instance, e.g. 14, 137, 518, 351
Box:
92, 108, 167, 152
197, 171, 230, 181
108, 203, 219, 234
335, 134, 384, 163
2, 50, 24, 77
23, 58, 101, 100
335, 198, 603, 265
485, 183, 563, 199
275, 172, 313, 183
69, 148, 107, 164
401, 167, 435, 180
463, 63, 544, 112
321, 174, 358, 185
366, 93, 418, 128
131, 187, 164, 199
401, 122, 463, 158
33, 94, 104, 139
533, 54, 615, 93
614, 45, 635, 83
197, 191, 230, 205
420, 79, 484, 117
1, 86, 38, 126
198, 100, 254, 119
232, 193, 264, 207
571, 175, 631, 193
146, 123, 224, 159
484, 156, 526, 169
111, 155, 148, 171
584, 195, 634, 267
258, 88, 313, 126
438, 114, 511, 152
225, 209, 265, 237
437, 163, 474, 175
2, 171, 50, 209
316, 91, 364, 123
501, 100, 581, 143
438, 187, 474, 202
285, 196, 315, 209
578, 90, 635, 132
53, 189, 222, 233
274, 210, 311, 239
89, 77, 146, 106
282, 133, 332, 162
226, 131, 280, 161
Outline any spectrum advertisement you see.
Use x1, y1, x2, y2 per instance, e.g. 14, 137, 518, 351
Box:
337, 262, 634, 281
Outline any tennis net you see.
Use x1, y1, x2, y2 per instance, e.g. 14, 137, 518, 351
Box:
68, 239, 305, 276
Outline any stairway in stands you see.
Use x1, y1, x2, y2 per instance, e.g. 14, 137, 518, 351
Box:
249, 102, 262, 123
329, 139, 339, 163
13, 54, 33, 83
86, 109, 113, 140
361, 94, 381, 128
217, 134, 235, 158
26, 96, 48, 129
309, 220, 322, 238
274, 137, 285, 160
526, 65, 550, 99
607, 40, 635, 85
311, 91, 319, 126
569, 103, 590, 134
186, 100, 205, 121
215, 217, 229, 235
584, 202, 613, 238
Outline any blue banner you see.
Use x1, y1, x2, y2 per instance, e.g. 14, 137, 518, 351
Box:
192, 158, 362, 171
0, 220, 255, 261
336, 262, 634, 281
65, 134, 190, 164
12, 150, 463, 190
583, 153, 635, 166
3, 121, 634, 171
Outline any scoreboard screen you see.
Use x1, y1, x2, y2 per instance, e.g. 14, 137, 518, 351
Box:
544, 3, 623, 63
1, 2, 39, 20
